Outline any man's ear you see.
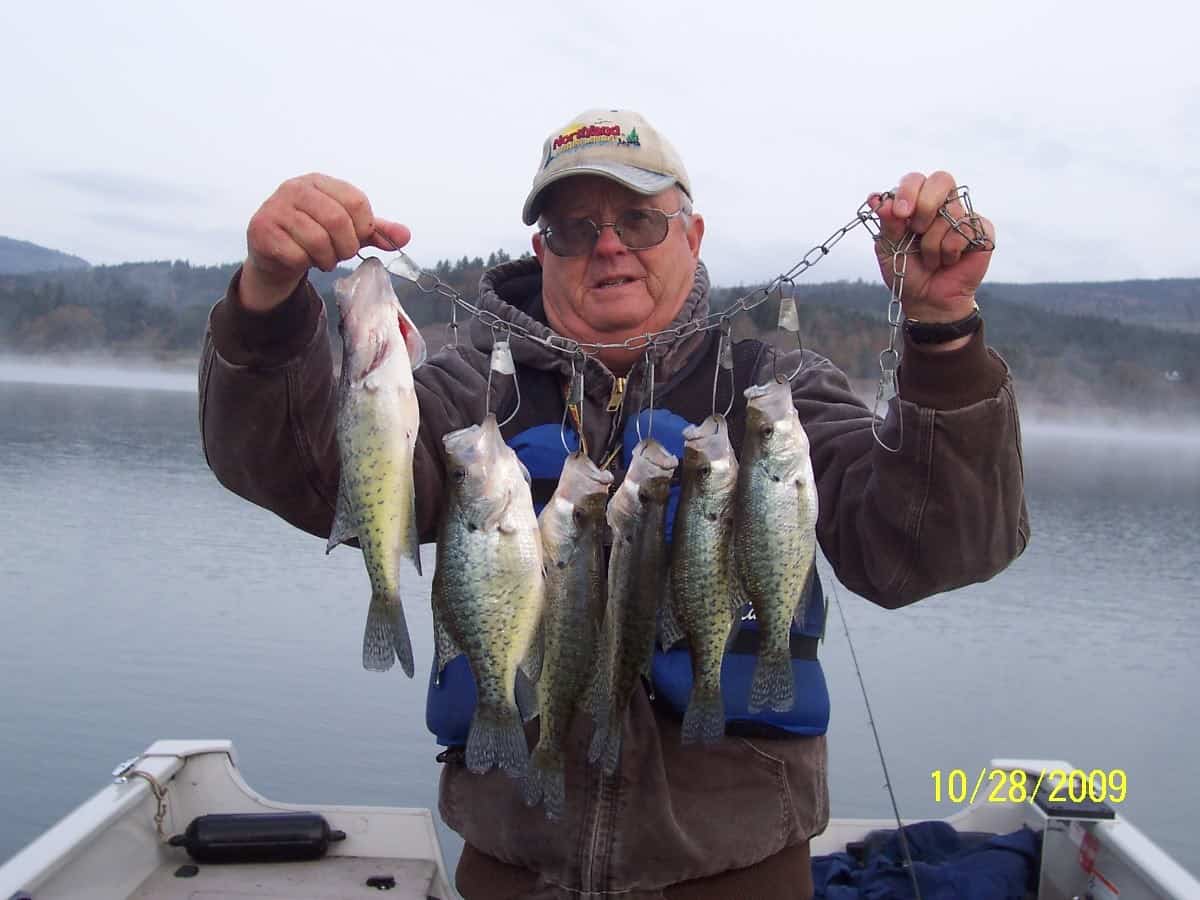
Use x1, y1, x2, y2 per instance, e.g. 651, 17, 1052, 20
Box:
532, 230, 545, 265
686, 213, 705, 259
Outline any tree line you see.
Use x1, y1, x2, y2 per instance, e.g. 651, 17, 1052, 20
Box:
2, 253, 1197, 412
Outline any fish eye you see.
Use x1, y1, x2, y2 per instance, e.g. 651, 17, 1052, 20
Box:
453, 468, 466, 483
572, 508, 586, 525
760, 425, 775, 439
700, 464, 712, 476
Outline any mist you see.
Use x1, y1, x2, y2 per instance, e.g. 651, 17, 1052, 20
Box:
0, 354, 196, 393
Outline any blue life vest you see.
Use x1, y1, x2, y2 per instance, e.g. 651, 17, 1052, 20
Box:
426, 406, 830, 745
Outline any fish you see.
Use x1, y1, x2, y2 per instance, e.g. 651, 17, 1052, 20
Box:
328, 257, 426, 677
524, 450, 613, 818
432, 413, 545, 776
733, 377, 819, 713
661, 414, 741, 744
588, 438, 678, 774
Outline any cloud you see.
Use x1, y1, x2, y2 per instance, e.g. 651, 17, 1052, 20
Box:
43, 170, 207, 205
86, 211, 239, 242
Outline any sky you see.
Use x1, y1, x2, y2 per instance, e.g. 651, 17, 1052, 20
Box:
2, 0, 1198, 286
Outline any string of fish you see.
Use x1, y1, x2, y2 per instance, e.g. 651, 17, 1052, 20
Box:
369, 186, 993, 453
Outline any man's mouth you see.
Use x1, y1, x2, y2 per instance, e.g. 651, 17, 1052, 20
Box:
594, 276, 639, 290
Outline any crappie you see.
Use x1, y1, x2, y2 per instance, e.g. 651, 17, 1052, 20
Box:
662, 414, 741, 744
588, 438, 678, 774
328, 257, 426, 676
734, 378, 818, 713
525, 450, 612, 818
432, 414, 545, 776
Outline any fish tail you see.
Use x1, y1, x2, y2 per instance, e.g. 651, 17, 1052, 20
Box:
681, 685, 726, 745
524, 746, 566, 820
362, 592, 413, 676
748, 648, 794, 714
361, 594, 396, 673
467, 703, 528, 777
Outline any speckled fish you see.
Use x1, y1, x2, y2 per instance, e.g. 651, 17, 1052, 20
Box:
588, 438, 678, 774
734, 378, 819, 713
661, 414, 741, 744
432, 414, 545, 776
524, 450, 612, 818
327, 257, 426, 676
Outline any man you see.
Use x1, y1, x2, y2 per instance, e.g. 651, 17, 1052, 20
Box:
200, 109, 1028, 899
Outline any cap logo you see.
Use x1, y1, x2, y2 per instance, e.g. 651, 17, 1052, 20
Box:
544, 120, 641, 169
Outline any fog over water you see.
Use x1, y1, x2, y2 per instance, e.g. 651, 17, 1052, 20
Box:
0, 359, 1197, 880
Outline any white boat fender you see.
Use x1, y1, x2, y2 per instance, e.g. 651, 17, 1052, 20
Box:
167, 812, 347, 864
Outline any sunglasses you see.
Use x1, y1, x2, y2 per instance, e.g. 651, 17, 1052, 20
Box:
539, 207, 686, 257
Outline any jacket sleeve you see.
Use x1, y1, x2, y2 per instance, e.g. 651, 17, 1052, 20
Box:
198, 268, 484, 546
773, 325, 1030, 609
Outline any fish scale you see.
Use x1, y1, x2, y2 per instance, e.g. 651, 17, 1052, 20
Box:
733, 378, 819, 714
525, 450, 612, 818
328, 258, 425, 677
433, 414, 545, 777
588, 437, 677, 775
662, 414, 741, 744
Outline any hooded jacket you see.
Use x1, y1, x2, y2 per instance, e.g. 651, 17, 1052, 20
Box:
199, 257, 1028, 897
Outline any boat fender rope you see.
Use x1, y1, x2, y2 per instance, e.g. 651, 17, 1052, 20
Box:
125, 769, 169, 842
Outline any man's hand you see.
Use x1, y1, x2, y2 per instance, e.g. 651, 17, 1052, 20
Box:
868, 171, 995, 329
240, 173, 412, 313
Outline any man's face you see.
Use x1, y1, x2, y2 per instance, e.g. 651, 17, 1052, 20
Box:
532, 176, 704, 373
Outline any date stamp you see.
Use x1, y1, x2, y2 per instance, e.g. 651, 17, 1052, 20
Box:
931, 768, 1127, 805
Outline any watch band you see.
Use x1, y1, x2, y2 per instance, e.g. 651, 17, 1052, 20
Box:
903, 304, 982, 345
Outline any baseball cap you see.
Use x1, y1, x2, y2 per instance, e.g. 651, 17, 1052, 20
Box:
521, 109, 692, 226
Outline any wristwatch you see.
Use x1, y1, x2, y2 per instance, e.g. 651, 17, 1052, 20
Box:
903, 303, 982, 345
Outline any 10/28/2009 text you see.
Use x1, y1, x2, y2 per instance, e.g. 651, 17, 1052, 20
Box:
931, 768, 1127, 805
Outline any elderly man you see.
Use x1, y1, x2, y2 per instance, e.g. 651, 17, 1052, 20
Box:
200, 109, 1027, 899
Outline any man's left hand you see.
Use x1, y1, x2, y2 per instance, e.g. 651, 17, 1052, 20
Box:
868, 171, 995, 326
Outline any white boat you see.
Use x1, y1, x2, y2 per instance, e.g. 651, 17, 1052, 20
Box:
1, 741, 1196, 899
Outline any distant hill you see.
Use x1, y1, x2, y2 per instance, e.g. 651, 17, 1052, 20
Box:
2, 249, 1198, 414
0, 237, 90, 274
982, 279, 1200, 333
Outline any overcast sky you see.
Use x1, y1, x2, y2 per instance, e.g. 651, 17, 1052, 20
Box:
2, 0, 1197, 285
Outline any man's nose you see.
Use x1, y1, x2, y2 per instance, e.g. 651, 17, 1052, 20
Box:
592, 222, 627, 256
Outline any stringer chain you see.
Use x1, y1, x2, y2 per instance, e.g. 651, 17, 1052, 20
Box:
379, 188, 992, 449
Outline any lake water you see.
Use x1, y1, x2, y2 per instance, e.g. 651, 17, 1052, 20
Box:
1, 362, 1198, 881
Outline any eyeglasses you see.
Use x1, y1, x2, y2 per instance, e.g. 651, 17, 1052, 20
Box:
539, 207, 686, 257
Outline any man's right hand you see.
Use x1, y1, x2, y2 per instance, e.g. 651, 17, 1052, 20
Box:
239, 173, 412, 313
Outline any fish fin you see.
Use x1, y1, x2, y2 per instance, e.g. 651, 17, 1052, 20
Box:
588, 716, 623, 775
521, 615, 545, 684
681, 686, 726, 745
524, 746, 566, 820
515, 669, 539, 723
791, 562, 816, 628
466, 704, 528, 777
725, 541, 748, 618
585, 630, 612, 721
325, 480, 357, 553
748, 648, 795, 714
362, 594, 395, 673
405, 486, 422, 576
397, 303, 427, 368
485, 486, 515, 533
432, 603, 463, 682
383, 592, 414, 677
658, 591, 685, 651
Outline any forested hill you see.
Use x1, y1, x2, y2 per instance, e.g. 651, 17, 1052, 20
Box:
979, 279, 1200, 333
0, 236, 90, 274
1, 248, 1198, 413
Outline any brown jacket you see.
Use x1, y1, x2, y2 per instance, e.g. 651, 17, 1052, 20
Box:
199, 258, 1029, 898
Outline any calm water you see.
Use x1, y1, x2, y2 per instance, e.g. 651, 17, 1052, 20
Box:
1, 364, 1198, 881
